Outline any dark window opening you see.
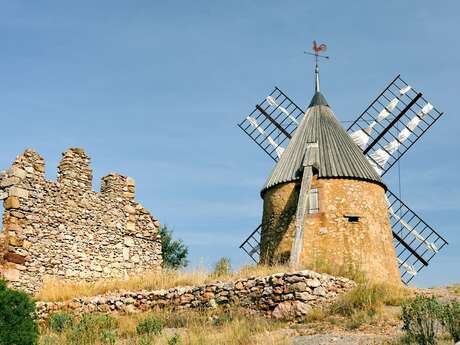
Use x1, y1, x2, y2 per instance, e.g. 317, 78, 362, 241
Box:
344, 214, 360, 223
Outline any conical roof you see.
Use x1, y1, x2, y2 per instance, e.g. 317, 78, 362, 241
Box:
261, 91, 385, 196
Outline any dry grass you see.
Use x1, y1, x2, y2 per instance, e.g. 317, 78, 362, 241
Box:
447, 284, 460, 296
332, 281, 412, 317
39, 307, 290, 345
37, 264, 291, 302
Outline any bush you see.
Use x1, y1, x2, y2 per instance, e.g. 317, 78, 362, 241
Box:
168, 334, 182, 345
401, 296, 442, 345
212, 257, 231, 277
136, 315, 164, 336
48, 311, 73, 333
0, 279, 39, 345
159, 225, 189, 269
441, 301, 460, 342
67, 313, 117, 345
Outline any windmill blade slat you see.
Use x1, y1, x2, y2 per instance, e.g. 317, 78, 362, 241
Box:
239, 224, 262, 263
238, 87, 305, 162
347, 75, 444, 176
386, 189, 448, 284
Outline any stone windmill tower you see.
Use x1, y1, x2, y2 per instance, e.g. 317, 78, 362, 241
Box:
238, 41, 448, 286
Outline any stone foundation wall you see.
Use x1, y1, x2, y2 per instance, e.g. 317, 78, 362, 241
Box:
37, 270, 355, 320
261, 177, 401, 286
0, 148, 162, 293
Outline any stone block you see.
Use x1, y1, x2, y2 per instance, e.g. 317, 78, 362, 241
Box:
34, 163, 45, 173
7, 167, 27, 179
123, 192, 135, 199
123, 247, 130, 260
1, 268, 20, 281
131, 254, 140, 263
126, 222, 136, 231
9, 237, 24, 247
7, 223, 21, 231
126, 177, 135, 186
8, 187, 29, 198
4, 196, 20, 209
124, 205, 136, 214
4, 252, 26, 265
0, 177, 20, 188
124, 237, 135, 247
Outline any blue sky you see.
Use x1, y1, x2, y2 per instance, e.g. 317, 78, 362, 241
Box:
0, 1, 458, 287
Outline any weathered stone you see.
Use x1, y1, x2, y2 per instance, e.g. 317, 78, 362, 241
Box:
9, 237, 24, 247
124, 237, 135, 247
124, 205, 136, 214
306, 278, 321, 288
0, 177, 20, 188
23, 240, 32, 249
4, 196, 20, 209
295, 291, 316, 301
1, 268, 20, 281
289, 282, 307, 292
313, 286, 327, 297
8, 187, 29, 198
4, 252, 26, 264
272, 301, 312, 319
7, 167, 27, 179
123, 247, 130, 260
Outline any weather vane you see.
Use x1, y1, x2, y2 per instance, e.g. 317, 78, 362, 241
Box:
304, 40, 329, 62
304, 40, 329, 92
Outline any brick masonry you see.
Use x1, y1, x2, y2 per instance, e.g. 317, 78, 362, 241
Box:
0, 148, 162, 293
260, 177, 401, 286
36, 269, 356, 320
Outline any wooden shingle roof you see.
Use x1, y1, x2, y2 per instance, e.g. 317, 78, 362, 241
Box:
261, 91, 385, 196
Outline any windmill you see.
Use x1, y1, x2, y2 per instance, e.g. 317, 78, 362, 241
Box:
237, 41, 448, 285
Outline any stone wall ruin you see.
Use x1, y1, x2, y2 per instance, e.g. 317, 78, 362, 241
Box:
0, 148, 162, 293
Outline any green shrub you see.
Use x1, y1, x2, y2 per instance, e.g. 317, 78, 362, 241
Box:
67, 313, 117, 345
136, 315, 164, 336
0, 279, 39, 345
48, 311, 73, 333
212, 257, 231, 277
168, 334, 182, 345
401, 296, 442, 345
441, 301, 460, 342
138, 336, 153, 345
159, 225, 189, 269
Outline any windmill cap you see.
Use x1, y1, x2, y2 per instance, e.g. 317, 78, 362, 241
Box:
261, 91, 385, 196
309, 91, 329, 108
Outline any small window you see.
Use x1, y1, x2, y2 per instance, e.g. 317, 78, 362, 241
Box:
308, 188, 319, 214
344, 214, 360, 223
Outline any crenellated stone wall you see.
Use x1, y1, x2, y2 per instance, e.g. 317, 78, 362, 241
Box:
36, 270, 356, 320
0, 148, 162, 294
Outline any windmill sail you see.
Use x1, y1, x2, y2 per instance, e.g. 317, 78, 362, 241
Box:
350, 85, 412, 148
347, 75, 444, 176
386, 190, 448, 284
238, 87, 305, 162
